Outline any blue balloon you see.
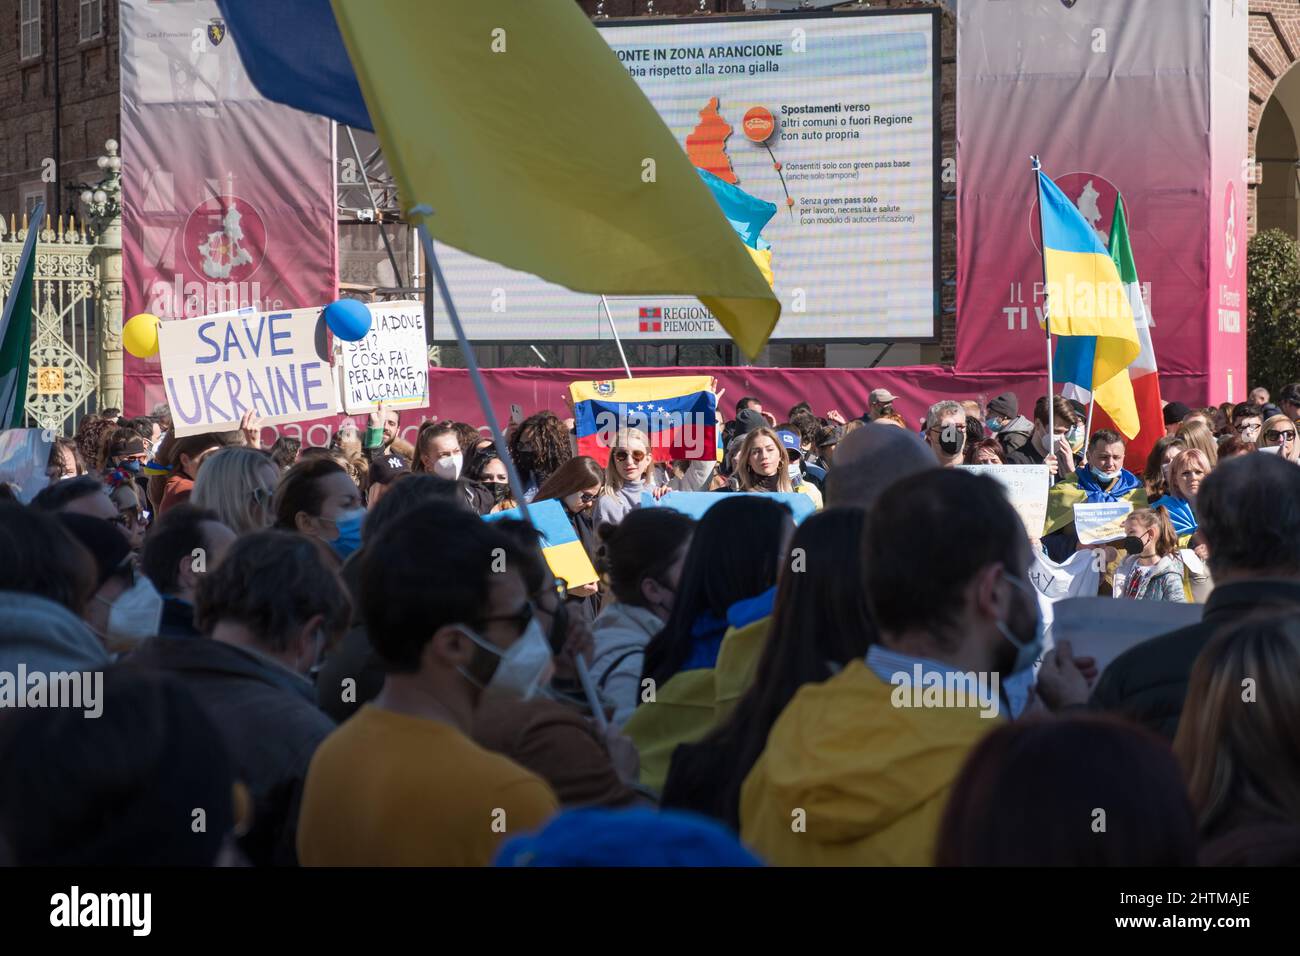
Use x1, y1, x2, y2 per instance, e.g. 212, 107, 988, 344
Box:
323, 298, 371, 341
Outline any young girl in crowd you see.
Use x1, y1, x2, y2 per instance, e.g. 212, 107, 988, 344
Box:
535, 455, 605, 621
732, 427, 793, 494
1113, 508, 1188, 603
592, 429, 658, 528
589, 509, 695, 726
661, 508, 875, 830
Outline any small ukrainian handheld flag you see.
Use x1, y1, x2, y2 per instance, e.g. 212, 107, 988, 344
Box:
485, 498, 598, 589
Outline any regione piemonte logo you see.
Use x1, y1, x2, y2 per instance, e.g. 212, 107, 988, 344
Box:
182, 195, 267, 282
1224, 181, 1239, 278
639, 307, 662, 333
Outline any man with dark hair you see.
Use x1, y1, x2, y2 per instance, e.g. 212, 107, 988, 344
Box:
128, 530, 349, 865
1230, 401, 1265, 443
1162, 401, 1192, 437
741, 469, 1038, 865
1040, 453, 1300, 739
722, 396, 764, 451
297, 503, 558, 865
140, 504, 237, 639
1040, 428, 1146, 561
1000, 395, 1078, 471
30, 475, 119, 524
1279, 382, 1300, 423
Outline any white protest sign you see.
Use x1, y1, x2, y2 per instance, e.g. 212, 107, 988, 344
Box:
0, 428, 53, 503
1050, 597, 1203, 677
337, 301, 429, 414
958, 464, 1049, 536
1074, 501, 1134, 545
159, 306, 339, 437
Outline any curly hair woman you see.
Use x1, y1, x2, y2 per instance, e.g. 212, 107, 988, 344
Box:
507, 410, 573, 501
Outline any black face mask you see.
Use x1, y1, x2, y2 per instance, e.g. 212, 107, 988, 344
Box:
938, 430, 966, 457
1121, 535, 1145, 556
514, 443, 537, 471
489, 481, 512, 503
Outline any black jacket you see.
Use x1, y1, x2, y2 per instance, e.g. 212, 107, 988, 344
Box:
1088, 579, 1300, 740
127, 635, 335, 865
157, 596, 202, 640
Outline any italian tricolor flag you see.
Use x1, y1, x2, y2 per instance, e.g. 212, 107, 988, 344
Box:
1092, 194, 1163, 468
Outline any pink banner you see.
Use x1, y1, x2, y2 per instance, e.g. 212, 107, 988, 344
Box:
956, 0, 1247, 404
126, 364, 1210, 450
120, 0, 337, 416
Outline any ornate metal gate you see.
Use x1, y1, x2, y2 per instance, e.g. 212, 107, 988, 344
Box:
0, 213, 102, 436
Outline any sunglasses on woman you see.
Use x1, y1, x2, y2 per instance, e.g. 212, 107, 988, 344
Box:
1267, 429, 1297, 443
614, 450, 647, 463
578, 492, 599, 504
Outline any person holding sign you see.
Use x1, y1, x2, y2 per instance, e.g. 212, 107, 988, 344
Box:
1042, 429, 1147, 562
1112, 509, 1188, 603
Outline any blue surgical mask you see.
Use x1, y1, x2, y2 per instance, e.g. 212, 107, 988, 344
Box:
997, 573, 1045, 676
328, 507, 365, 560
986, 418, 1003, 434
117, 459, 142, 474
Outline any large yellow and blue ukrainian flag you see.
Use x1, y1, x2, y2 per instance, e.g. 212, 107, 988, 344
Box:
1037, 171, 1140, 438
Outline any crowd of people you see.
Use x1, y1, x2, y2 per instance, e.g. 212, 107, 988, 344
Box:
0, 380, 1298, 867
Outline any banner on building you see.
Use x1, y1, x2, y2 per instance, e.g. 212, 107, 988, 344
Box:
120, 0, 337, 416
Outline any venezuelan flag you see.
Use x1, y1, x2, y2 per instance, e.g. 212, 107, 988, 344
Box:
1038, 172, 1140, 438
569, 376, 718, 465
485, 498, 598, 589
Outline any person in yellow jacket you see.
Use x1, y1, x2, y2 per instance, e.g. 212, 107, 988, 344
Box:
740, 469, 1042, 866
1040, 429, 1147, 561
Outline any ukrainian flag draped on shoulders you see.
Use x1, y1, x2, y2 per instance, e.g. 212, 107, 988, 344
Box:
1037, 172, 1140, 438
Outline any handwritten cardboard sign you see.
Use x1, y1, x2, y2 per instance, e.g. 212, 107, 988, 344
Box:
338, 301, 429, 414
958, 464, 1050, 536
159, 306, 339, 437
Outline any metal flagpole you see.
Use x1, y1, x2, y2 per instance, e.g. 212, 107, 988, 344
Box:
414, 214, 530, 522
415, 214, 608, 720
1086, 393, 1096, 439
600, 295, 633, 380
1031, 155, 1056, 484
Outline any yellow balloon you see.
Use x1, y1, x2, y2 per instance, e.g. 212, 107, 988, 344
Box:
123, 313, 161, 359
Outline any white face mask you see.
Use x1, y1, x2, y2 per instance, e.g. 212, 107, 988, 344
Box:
98, 575, 164, 645
1093, 467, 1121, 483
433, 453, 463, 480
459, 618, 553, 701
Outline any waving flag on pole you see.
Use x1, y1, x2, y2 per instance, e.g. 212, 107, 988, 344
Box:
1052, 334, 1095, 406
1037, 172, 1140, 439
328, 0, 781, 358
0, 203, 41, 428
570, 376, 719, 464
1091, 194, 1163, 465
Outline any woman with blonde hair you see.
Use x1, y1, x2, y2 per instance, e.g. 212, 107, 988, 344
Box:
1175, 419, 1219, 468
192, 446, 280, 536
734, 426, 794, 494
1113, 508, 1187, 602
592, 428, 657, 529
1259, 413, 1300, 463
1173, 615, 1300, 864
1150, 447, 1211, 541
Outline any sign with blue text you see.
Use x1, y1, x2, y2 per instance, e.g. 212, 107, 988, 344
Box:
159, 305, 340, 436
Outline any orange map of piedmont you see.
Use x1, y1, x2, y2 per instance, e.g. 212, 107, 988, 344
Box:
685, 96, 737, 183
